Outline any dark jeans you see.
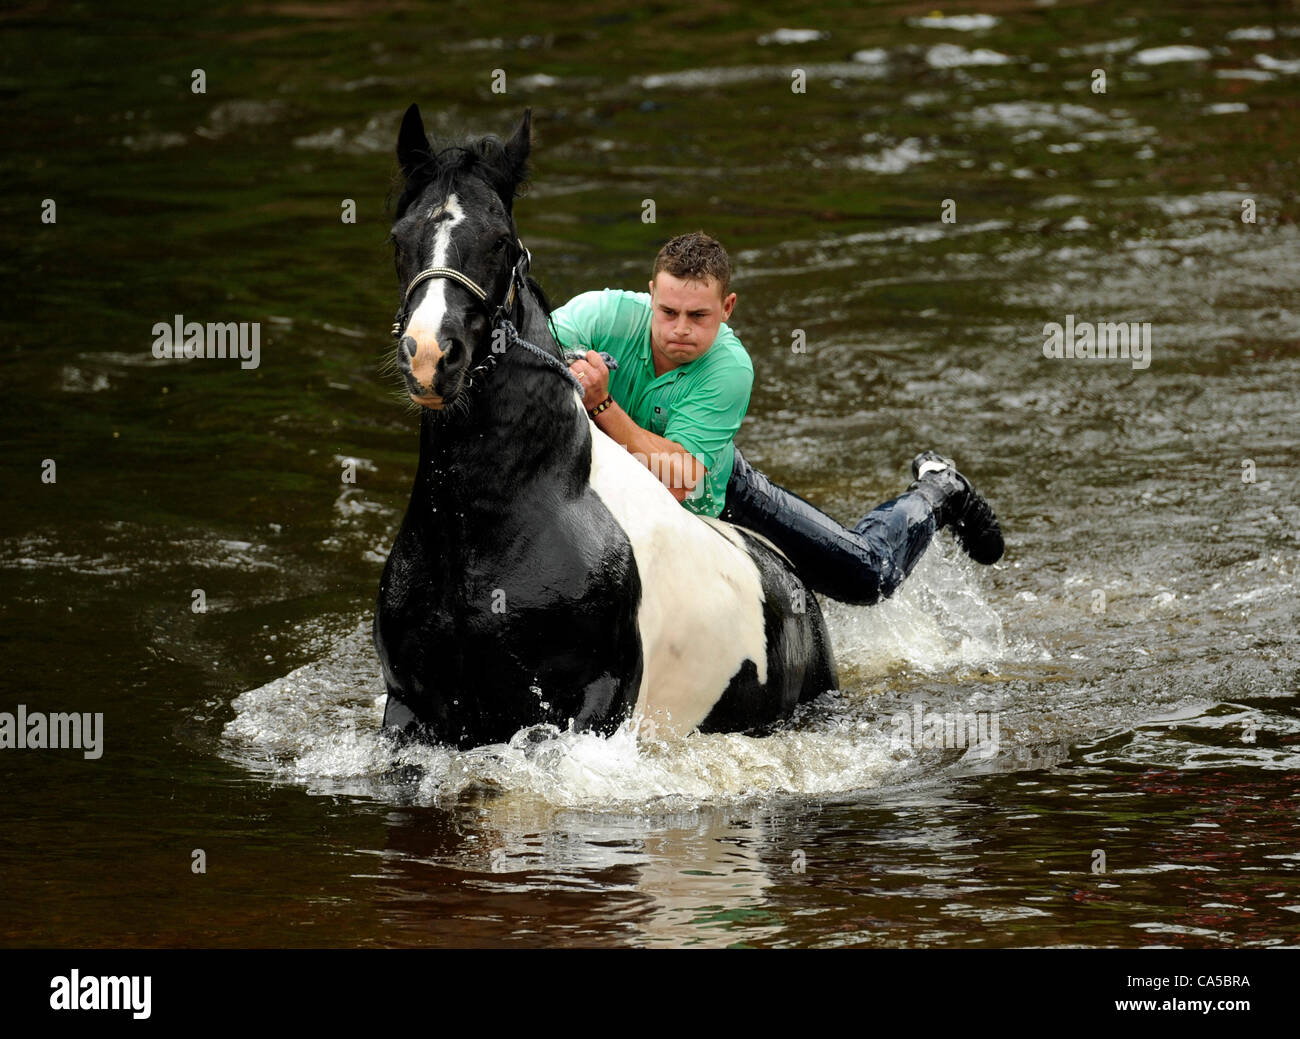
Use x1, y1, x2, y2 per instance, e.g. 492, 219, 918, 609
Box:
719, 447, 937, 606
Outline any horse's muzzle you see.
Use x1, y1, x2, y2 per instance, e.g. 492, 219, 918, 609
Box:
399, 333, 449, 408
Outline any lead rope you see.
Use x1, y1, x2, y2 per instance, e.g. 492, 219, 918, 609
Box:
502, 319, 586, 393
464, 318, 617, 396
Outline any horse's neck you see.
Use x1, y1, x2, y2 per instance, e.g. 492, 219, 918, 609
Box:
413, 291, 589, 522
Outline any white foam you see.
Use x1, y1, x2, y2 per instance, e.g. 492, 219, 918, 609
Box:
910, 14, 998, 31
639, 62, 888, 89
1131, 45, 1212, 65
1215, 68, 1275, 80
927, 43, 1014, 68
758, 29, 827, 45
851, 48, 889, 65
847, 138, 935, 174
1059, 37, 1139, 57
1256, 53, 1300, 74
224, 656, 907, 810
1226, 26, 1273, 41
963, 102, 1108, 130
823, 540, 1007, 674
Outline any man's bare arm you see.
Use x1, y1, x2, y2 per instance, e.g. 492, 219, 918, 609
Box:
591, 401, 704, 502
569, 350, 704, 501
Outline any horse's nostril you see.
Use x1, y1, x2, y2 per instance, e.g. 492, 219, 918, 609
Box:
400, 335, 417, 358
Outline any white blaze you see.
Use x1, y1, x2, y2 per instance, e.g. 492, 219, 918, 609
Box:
404, 194, 465, 343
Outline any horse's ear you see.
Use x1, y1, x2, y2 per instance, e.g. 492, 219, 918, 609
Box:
502, 108, 532, 195
397, 103, 432, 178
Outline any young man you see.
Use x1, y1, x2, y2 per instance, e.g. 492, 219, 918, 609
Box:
549, 231, 1002, 606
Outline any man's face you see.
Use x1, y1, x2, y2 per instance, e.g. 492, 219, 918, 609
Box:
648, 272, 737, 371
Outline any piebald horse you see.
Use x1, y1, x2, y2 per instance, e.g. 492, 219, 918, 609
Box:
374, 106, 838, 749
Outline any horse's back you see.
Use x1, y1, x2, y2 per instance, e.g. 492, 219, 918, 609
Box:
584, 418, 837, 734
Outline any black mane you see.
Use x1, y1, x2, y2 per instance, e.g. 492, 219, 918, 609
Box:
393, 135, 530, 222
529, 274, 554, 318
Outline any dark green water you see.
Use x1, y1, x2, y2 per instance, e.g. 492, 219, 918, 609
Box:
1, 1, 1297, 947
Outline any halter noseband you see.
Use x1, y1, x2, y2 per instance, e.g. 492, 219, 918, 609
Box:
391, 238, 532, 341
391, 240, 586, 395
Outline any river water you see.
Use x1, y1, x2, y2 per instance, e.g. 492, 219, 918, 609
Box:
1, 2, 1297, 948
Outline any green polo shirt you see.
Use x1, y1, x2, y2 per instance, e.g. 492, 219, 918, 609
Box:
549, 288, 753, 517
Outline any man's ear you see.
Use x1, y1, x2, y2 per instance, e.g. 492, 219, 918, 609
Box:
396, 103, 432, 179
722, 292, 737, 320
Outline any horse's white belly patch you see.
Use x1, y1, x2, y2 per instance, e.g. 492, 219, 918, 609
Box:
581, 403, 768, 734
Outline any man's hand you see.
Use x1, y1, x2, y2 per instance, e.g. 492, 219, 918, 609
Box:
568, 349, 610, 410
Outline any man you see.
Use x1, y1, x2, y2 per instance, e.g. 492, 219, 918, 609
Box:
549, 231, 1002, 606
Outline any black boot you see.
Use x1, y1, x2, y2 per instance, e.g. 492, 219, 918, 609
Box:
907, 451, 1004, 565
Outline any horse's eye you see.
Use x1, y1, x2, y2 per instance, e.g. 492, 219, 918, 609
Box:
493, 236, 509, 252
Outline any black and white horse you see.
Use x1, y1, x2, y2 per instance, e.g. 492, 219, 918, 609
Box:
374, 105, 838, 749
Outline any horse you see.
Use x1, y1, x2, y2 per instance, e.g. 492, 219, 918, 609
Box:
373, 105, 838, 750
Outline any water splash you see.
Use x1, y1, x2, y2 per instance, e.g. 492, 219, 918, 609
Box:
221, 536, 1015, 809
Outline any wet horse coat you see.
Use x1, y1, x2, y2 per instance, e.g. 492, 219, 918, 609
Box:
374, 106, 837, 749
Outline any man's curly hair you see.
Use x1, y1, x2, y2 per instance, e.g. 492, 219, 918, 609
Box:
652, 231, 731, 297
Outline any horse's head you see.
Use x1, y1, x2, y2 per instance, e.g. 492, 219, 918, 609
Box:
389, 105, 532, 411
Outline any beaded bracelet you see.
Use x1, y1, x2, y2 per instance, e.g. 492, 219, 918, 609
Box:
588, 396, 614, 417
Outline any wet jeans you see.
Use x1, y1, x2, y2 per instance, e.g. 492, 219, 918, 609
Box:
719, 447, 937, 606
